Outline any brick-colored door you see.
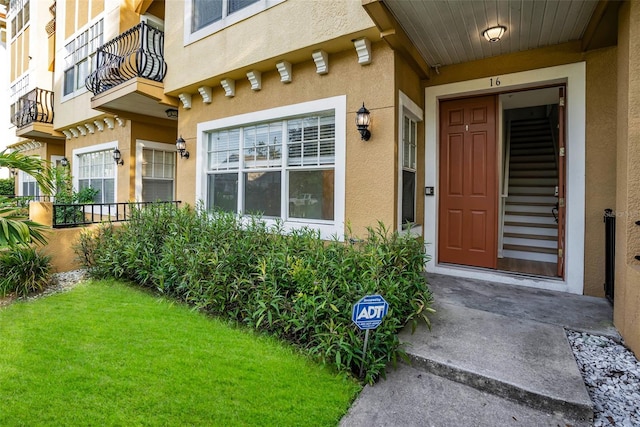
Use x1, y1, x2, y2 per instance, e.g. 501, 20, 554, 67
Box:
439, 95, 498, 269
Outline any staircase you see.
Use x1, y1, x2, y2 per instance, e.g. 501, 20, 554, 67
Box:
502, 118, 558, 264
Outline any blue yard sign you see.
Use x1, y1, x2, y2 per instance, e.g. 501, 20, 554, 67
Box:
352, 294, 389, 330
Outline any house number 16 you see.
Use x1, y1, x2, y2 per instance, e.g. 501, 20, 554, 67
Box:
490, 77, 501, 87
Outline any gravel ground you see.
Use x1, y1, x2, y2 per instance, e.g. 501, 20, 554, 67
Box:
568, 331, 640, 427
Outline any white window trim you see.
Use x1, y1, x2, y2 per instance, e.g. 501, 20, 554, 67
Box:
71, 141, 119, 205
59, 17, 104, 102
424, 62, 586, 295
398, 91, 423, 236
135, 140, 177, 201
184, 0, 285, 45
196, 95, 346, 240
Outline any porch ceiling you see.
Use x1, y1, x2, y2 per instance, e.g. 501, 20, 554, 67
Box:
380, 0, 618, 68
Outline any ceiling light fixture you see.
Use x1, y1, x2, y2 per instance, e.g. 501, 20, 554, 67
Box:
482, 25, 507, 42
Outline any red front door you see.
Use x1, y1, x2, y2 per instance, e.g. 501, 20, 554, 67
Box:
439, 96, 498, 269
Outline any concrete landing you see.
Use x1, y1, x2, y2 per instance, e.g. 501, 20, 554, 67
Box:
340, 273, 618, 426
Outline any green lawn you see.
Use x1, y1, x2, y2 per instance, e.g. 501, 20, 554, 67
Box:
0, 280, 361, 426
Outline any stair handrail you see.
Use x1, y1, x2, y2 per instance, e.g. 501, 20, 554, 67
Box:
498, 118, 512, 258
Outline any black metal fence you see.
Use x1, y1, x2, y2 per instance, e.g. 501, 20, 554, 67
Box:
604, 208, 615, 305
53, 200, 180, 229
10, 88, 55, 128
85, 22, 167, 95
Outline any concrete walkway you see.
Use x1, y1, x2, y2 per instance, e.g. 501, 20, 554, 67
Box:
340, 273, 619, 427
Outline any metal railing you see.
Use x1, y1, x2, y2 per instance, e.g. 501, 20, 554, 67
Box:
604, 209, 615, 305
53, 200, 180, 229
85, 22, 167, 95
10, 88, 55, 128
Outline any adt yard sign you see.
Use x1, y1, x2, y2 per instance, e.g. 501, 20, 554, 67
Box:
352, 294, 389, 330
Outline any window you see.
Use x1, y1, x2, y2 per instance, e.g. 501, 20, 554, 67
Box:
9, 74, 29, 126
187, 0, 283, 43
192, 0, 259, 32
9, 0, 29, 40
19, 171, 39, 199
142, 148, 175, 202
63, 19, 103, 97
206, 114, 335, 221
77, 149, 115, 204
401, 115, 417, 226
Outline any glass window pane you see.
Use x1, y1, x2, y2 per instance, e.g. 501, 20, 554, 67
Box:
63, 69, 75, 95
207, 173, 238, 213
192, 0, 222, 32
142, 148, 153, 177
228, 0, 259, 14
142, 179, 173, 202
244, 171, 281, 217
402, 170, 416, 225
288, 170, 334, 221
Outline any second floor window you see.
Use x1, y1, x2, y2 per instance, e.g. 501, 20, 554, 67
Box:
63, 19, 103, 97
192, 0, 260, 32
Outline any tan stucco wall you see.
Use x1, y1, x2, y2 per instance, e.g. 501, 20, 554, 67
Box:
584, 46, 618, 297
614, 0, 640, 357
164, 0, 378, 94
175, 41, 397, 236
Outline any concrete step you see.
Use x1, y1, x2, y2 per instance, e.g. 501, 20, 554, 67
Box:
510, 169, 558, 178
397, 302, 594, 423
511, 147, 555, 156
509, 177, 558, 186
508, 187, 556, 195
503, 221, 558, 237
511, 154, 556, 163
504, 212, 557, 225
510, 162, 556, 171
506, 194, 558, 204
503, 232, 558, 241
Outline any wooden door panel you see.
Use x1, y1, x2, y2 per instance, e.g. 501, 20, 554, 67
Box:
439, 96, 497, 269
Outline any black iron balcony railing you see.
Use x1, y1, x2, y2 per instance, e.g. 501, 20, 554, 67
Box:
10, 88, 55, 128
53, 200, 180, 228
85, 22, 167, 96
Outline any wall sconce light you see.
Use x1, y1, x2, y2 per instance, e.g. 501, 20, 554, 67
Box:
482, 25, 506, 42
60, 157, 69, 167
165, 108, 178, 119
176, 136, 190, 159
356, 103, 371, 141
113, 148, 124, 166
9, 167, 16, 177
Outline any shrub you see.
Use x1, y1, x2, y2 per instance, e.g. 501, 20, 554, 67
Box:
0, 246, 53, 297
0, 178, 14, 196
75, 204, 433, 384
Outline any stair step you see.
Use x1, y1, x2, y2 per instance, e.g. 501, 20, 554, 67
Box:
510, 170, 558, 178
504, 236, 558, 249
506, 211, 555, 217
509, 177, 558, 186
510, 163, 557, 171
506, 195, 558, 204
505, 204, 557, 214
504, 221, 558, 229
505, 213, 557, 225
503, 249, 558, 263
511, 147, 555, 156
503, 224, 558, 237
510, 135, 553, 143
503, 244, 557, 255
508, 188, 557, 196
504, 232, 557, 241
511, 155, 556, 163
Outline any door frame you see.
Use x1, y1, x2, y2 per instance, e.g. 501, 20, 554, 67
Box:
424, 62, 586, 295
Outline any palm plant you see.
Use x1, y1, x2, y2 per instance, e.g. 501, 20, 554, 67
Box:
0, 149, 54, 247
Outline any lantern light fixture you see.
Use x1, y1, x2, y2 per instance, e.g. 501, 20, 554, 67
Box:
165, 108, 178, 119
482, 25, 507, 42
176, 136, 190, 159
355, 103, 371, 141
60, 157, 69, 167
113, 148, 124, 166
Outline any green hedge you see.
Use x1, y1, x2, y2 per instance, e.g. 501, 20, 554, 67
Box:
0, 178, 14, 196
75, 204, 433, 384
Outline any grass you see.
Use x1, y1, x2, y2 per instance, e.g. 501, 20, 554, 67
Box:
0, 280, 361, 426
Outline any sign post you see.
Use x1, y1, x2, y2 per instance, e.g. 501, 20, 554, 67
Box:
352, 294, 389, 378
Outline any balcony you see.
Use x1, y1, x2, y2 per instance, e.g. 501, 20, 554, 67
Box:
85, 22, 177, 120
11, 88, 64, 142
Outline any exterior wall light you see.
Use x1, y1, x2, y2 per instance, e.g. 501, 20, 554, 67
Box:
356, 103, 371, 141
60, 157, 69, 167
165, 108, 178, 119
176, 136, 190, 159
482, 25, 506, 42
113, 148, 124, 166
9, 167, 16, 177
